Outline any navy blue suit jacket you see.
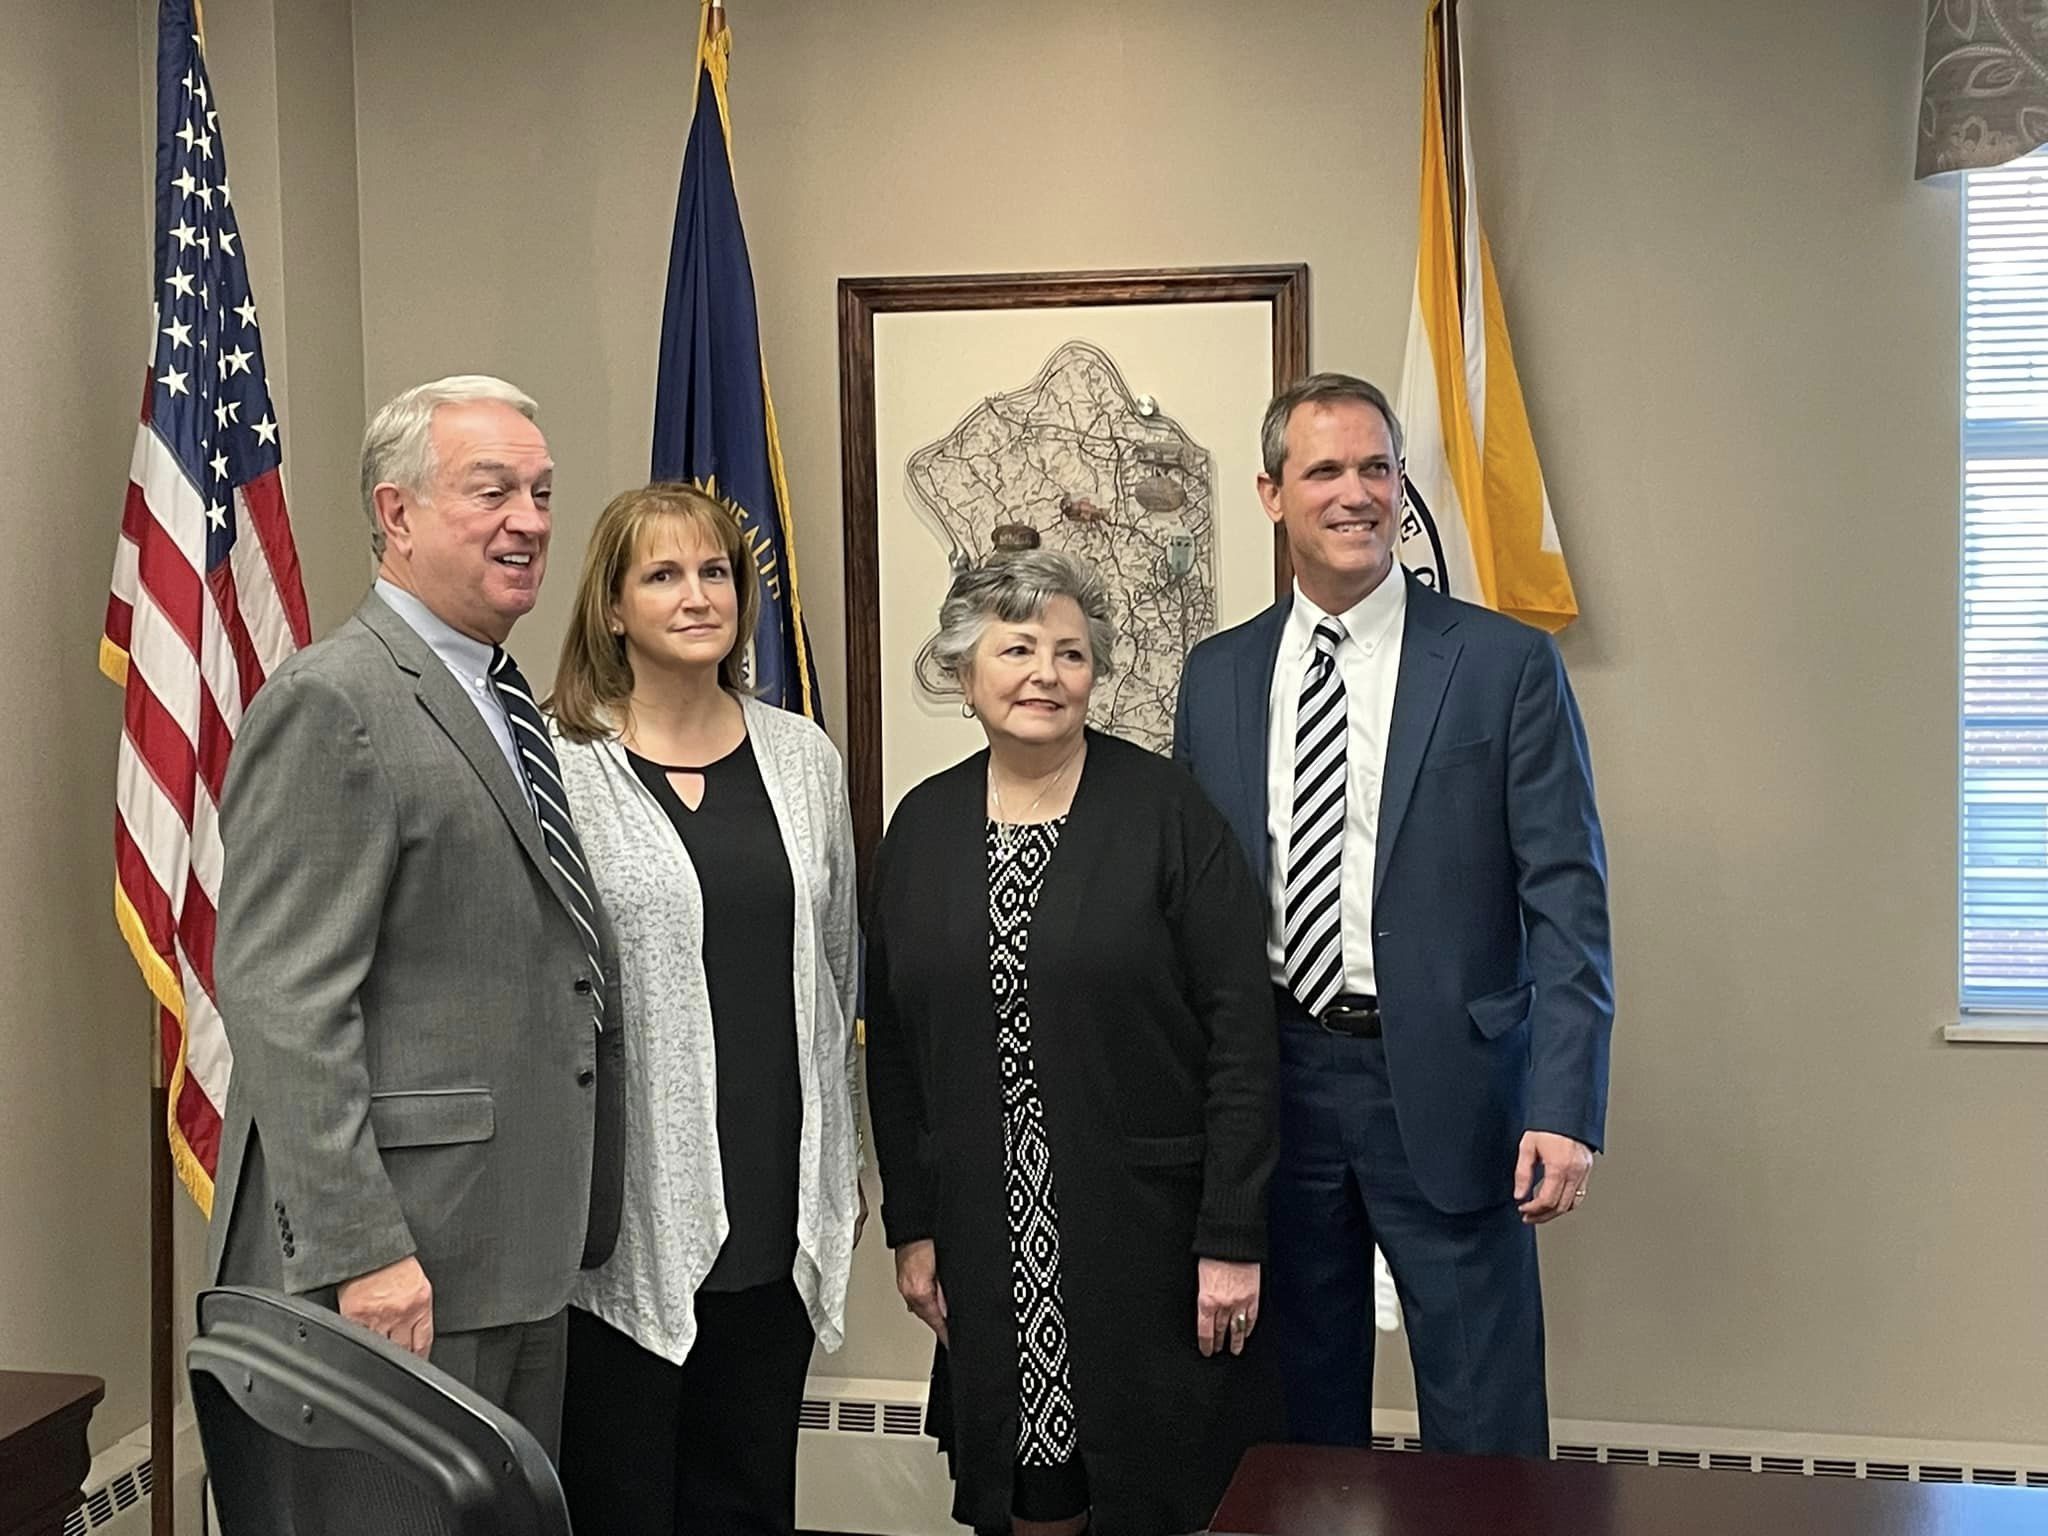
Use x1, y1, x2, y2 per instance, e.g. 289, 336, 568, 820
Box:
1173, 571, 1613, 1214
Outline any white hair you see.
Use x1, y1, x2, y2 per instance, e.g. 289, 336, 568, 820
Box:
359, 374, 539, 555
931, 549, 1118, 681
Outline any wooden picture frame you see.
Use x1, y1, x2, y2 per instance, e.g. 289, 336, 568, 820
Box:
837, 263, 1310, 877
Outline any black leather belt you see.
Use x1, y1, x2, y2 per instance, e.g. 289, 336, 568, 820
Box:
1317, 994, 1382, 1038
1280, 986, 1383, 1038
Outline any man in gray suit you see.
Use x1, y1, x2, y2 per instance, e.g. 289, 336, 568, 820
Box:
208, 374, 623, 1453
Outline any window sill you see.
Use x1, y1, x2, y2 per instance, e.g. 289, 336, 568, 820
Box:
1945, 1016, 2048, 1044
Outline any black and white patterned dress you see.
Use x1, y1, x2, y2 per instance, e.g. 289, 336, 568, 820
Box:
988, 816, 1080, 1472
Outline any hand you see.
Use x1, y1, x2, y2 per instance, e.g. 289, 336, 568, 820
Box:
338, 1255, 434, 1356
1196, 1258, 1260, 1358
1515, 1131, 1595, 1225
854, 1181, 870, 1248
894, 1239, 949, 1347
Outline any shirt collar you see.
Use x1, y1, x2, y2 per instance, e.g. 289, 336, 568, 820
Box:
1283, 564, 1408, 659
374, 578, 498, 683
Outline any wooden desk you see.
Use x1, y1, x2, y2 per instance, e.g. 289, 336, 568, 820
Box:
0, 1372, 104, 1536
1209, 1445, 2048, 1536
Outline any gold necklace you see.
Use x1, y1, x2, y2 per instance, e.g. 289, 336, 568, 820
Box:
988, 744, 1083, 859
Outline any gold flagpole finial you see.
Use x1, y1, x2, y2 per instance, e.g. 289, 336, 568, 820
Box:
707, 0, 726, 42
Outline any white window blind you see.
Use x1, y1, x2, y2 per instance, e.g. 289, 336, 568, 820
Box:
1962, 152, 2048, 1011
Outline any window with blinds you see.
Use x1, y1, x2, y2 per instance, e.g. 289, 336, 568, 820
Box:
1962, 152, 2048, 1012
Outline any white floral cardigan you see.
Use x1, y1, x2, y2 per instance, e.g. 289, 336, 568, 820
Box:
553, 696, 861, 1364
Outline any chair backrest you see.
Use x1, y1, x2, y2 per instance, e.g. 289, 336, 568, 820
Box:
188, 1286, 571, 1536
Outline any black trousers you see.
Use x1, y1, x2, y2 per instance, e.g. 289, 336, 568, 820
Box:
559, 1281, 816, 1535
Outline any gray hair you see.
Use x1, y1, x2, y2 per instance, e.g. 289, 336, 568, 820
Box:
359, 374, 540, 556
931, 549, 1118, 682
1259, 372, 1404, 481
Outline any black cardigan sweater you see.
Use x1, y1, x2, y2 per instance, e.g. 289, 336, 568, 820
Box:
864, 730, 1282, 1536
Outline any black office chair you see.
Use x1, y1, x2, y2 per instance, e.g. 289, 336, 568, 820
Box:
188, 1285, 571, 1536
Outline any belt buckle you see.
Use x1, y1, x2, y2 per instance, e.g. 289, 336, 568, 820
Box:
1317, 998, 1380, 1037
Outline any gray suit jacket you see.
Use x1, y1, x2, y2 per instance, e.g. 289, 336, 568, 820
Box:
207, 592, 624, 1334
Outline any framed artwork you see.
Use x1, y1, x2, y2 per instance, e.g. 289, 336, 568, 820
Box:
837, 263, 1310, 874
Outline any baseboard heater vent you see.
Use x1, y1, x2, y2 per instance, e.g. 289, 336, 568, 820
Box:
797, 1381, 2048, 1498
62, 1442, 153, 1536
802, 1397, 931, 1437
1541, 1443, 2045, 1488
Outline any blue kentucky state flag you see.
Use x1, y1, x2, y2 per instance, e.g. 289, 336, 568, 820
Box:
652, 3, 820, 719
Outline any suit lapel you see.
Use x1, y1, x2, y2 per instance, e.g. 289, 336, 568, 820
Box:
355, 594, 583, 924
1231, 604, 1289, 886
1374, 575, 1463, 900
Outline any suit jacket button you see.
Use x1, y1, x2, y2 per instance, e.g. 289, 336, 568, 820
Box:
576, 1068, 595, 1087
282, 1240, 295, 1258
573, 978, 594, 995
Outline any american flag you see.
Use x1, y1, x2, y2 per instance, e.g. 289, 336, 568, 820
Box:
101, 0, 311, 1215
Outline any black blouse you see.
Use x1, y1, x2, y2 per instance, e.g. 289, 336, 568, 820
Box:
628, 736, 800, 1293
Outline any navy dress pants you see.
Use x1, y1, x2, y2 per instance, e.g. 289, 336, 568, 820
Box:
1266, 1004, 1550, 1457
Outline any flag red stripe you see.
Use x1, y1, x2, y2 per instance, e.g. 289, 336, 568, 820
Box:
116, 816, 178, 972
104, 591, 134, 656
134, 514, 204, 657
241, 469, 311, 647
207, 562, 266, 714
174, 1051, 223, 1173
196, 685, 233, 816
122, 478, 153, 541
158, 1002, 184, 1085
178, 868, 218, 1001
123, 670, 198, 825
157, 1001, 226, 1175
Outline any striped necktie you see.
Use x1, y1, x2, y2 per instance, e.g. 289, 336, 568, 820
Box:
489, 647, 605, 1026
1284, 618, 1348, 1017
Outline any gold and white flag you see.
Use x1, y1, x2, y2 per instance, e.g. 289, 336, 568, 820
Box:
1396, 0, 1578, 632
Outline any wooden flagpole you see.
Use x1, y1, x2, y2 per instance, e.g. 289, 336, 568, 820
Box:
1441, 0, 1466, 309
150, 1011, 174, 1536
152, 9, 201, 1529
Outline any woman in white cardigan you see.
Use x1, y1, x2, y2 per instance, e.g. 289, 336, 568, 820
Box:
547, 482, 862, 1536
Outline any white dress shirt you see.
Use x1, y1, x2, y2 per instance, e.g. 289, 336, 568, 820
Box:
373, 578, 526, 797
1266, 569, 1407, 996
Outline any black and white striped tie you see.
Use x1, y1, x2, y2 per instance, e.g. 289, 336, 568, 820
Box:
1284, 618, 1348, 1017
490, 647, 605, 1026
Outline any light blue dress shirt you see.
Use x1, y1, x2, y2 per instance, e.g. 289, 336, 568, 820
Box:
373, 578, 528, 802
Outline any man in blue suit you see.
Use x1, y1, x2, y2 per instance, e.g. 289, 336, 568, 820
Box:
1173, 372, 1612, 1456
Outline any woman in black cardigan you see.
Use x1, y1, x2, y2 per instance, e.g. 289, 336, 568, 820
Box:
865, 545, 1283, 1536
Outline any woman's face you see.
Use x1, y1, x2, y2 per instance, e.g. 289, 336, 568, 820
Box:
960, 596, 1095, 755
609, 517, 741, 681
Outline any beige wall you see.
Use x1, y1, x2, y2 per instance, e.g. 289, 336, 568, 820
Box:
8, 0, 2044, 1477
0, 0, 155, 1449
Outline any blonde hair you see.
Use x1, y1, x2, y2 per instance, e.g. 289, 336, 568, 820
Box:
549, 482, 760, 742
